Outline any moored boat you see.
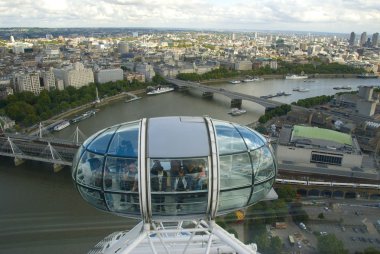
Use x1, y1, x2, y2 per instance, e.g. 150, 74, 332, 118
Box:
293, 87, 310, 92
286, 74, 308, 80
53, 120, 70, 131
357, 73, 378, 79
229, 80, 241, 84
228, 108, 247, 116
147, 86, 174, 95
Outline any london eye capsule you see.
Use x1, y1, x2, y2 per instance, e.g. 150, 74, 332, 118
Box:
71, 116, 277, 221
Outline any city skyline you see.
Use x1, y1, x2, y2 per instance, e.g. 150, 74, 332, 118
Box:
0, 0, 379, 34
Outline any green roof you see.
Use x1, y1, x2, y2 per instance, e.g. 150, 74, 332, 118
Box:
292, 125, 352, 146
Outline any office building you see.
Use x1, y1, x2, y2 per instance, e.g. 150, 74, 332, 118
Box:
95, 68, 124, 84
372, 32, 379, 47
360, 32, 367, 46
349, 32, 355, 46
13, 73, 42, 95
53, 62, 94, 89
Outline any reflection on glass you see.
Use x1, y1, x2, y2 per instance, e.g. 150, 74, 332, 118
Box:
235, 125, 265, 150
218, 187, 251, 211
87, 126, 118, 154
219, 153, 252, 189
255, 147, 276, 183
214, 121, 247, 155
108, 123, 139, 157
78, 186, 107, 210
76, 151, 104, 188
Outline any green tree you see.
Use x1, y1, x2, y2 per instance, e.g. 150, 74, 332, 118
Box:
318, 212, 325, 219
317, 234, 348, 254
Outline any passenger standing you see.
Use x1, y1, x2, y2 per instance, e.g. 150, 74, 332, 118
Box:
173, 168, 189, 211
151, 161, 168, 212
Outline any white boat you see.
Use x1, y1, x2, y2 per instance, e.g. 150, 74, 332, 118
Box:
286, 74, 308, 80
53, 120, 70, 131
333, 86, 352, 90
243, 77, 263, 82
147, 86, 174, 95
229, 80, 241, 84
293, 87, 310, 92
228, 108, 247, 116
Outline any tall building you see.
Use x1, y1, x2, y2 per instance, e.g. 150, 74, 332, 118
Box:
349, 32, 355, 46
360, 32, 367, 46
41, 70, 56, 90
53, 62, 94, 89
118, 42, 129, 54
372, 32, 379, 47
13, 73, 42, 95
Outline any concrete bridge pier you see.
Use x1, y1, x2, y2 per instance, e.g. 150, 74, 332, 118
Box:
231, 99, 242, 109
14, 157, 24, 166
202, 91, 214, 99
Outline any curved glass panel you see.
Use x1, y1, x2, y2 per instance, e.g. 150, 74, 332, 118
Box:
235, 125, 265, 150
253, 146, 276, 184
75, 151, 104, 189
82, 129, 104, 148
248, 179, 274, 205
78, 186, 107, 211
214, 121, 247, 155
108, 123, 139, 157
87, 126, 118, 154
219, 153, 252, 190
150, 158, 208, 216
105, 192, 140, 215
218, 187, 251, 212
72, 145, 85, 180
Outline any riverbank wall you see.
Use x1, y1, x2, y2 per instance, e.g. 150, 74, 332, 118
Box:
24, 89, 146, 134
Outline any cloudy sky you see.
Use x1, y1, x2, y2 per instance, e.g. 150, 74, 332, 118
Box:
0, 0, 379, 33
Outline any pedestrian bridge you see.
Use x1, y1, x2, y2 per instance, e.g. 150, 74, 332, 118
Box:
165, 77, 285, 109
0, 132, 81, 170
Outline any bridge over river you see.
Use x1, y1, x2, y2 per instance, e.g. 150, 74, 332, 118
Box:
165, 77, 296, 109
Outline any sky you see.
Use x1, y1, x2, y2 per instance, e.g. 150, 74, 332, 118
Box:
0, 0, 379, 34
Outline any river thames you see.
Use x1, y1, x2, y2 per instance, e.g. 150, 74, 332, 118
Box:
0, 78, 379, 254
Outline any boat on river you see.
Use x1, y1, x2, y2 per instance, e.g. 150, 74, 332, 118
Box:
71, 110, 96, 123
229, 80, 241, 84
147, 86, 174, 95
333, 86, 352, 90
357, 73, 378, 79
228, 108, 247, 116
53, 120, 70, 131
242, 77, 263, 82
286, 74, 308, 80
293, 87, 310, 92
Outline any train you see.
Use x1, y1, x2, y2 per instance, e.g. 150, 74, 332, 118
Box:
275, 178, 380, 190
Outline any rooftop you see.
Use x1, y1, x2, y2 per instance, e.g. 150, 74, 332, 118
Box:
292, 125, 352, 146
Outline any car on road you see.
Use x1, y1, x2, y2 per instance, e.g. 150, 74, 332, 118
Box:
350, 236, 356, 241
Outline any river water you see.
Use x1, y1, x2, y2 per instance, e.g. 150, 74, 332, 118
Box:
0, 78, 379, 253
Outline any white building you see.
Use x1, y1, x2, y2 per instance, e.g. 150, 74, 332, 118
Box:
95, 68, 124, 84
135, 63, 155, 81
41, 70, 56, 90
235, 60, 252, 71
53, 62, 94, 88
13, 73, 42, 95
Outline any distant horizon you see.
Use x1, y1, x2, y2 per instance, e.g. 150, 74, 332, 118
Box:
0, 0, 379, 34
0, 26, 370, 37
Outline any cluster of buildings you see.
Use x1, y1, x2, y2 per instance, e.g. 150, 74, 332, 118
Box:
0, 29, 380, 99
